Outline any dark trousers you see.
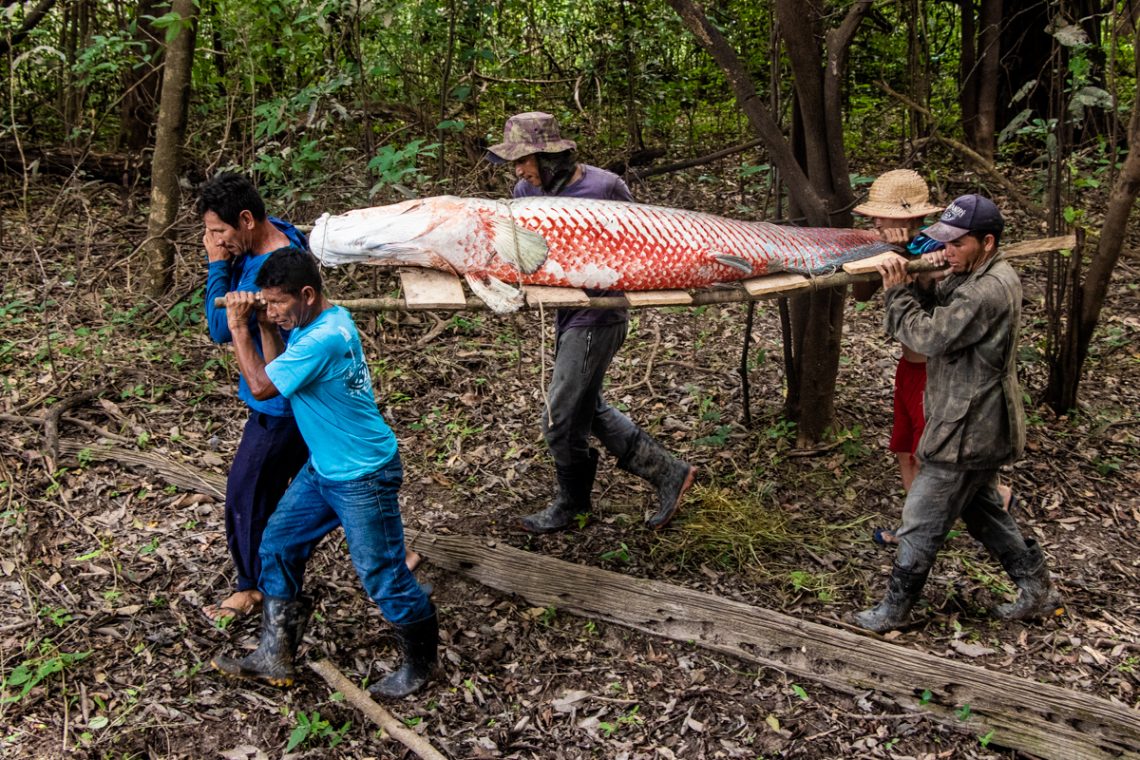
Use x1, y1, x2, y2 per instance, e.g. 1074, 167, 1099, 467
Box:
542, 322, 642, 469
226, 412, 308, 592
896, 464, 1028, 575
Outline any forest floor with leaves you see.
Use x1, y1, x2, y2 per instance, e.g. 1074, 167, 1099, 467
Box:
1, 172, 1138, 760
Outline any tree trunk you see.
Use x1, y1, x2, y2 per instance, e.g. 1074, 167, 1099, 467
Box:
667, 0, 870, 444
118, 0, 164, 152
778, 0, 870, 444
143, 0, 198, 298
960, 0, 1002, 160
1043, 22, 1140, 412
664, 0, 829, 225
905, 0, 929, 139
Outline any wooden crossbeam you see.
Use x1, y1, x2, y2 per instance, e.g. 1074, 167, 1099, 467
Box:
399, 268, 467, 309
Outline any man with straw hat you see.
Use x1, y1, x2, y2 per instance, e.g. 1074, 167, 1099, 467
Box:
486, 112, 697, 536
853, 171, 1012, 547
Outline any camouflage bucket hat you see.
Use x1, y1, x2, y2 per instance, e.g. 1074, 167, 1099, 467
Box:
486, 112, 577, 163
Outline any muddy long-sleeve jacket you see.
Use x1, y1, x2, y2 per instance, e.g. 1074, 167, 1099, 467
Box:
883, 252, 1026, 470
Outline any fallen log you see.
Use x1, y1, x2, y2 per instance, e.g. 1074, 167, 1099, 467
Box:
58, 440, 225, 499
408, 530, 1140, 760
308, 659, 447, 760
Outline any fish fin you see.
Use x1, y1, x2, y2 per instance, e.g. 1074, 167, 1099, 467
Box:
488, 216, 548, 274
710, 253, 754, 274
464, 272, 525, 314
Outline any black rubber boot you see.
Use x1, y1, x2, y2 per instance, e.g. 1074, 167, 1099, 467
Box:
995, 540, 1065, 621
852, 564, 929, 633
617, 432, 696, 530
211, 595, 311, 687
519, 449, 598, 534
368, 607, 439, 699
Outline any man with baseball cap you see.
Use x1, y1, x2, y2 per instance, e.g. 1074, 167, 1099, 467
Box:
852, 173, 1013, 547
854, 194, 1064, 632
486, 112, 696, 536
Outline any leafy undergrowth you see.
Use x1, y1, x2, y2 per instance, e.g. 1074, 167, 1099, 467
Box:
1, 175, 1138, 759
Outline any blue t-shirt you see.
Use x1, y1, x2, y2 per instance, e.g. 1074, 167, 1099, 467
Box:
264, 306, 397, 481
514, 164, 633, 333
205, 217, 308, 417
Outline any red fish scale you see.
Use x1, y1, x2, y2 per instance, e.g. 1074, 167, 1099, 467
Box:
472, 199, 884, 291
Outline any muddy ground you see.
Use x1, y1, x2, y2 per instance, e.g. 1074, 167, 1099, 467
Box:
1, 173, 1138, 759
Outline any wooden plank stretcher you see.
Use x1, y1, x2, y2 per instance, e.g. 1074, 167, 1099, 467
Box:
212, 235, 1075, 312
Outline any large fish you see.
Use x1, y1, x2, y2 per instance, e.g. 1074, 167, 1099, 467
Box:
311, 195, 891, 313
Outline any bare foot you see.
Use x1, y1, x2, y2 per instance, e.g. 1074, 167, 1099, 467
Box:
406, 550, 423, 573
203, 589, 263, 623
998, 484, 1013, 511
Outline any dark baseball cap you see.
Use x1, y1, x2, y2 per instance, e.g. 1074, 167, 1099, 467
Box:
923, 194, 1005, 242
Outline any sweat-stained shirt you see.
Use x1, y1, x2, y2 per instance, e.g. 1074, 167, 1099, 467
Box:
264, 305, 397, 481
204, 217, 307, 417
883, 252, 1026, 470
513, 164, 634, 333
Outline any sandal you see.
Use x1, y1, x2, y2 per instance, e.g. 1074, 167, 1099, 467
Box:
872, 526, 900, 547
202, 590, 262, 623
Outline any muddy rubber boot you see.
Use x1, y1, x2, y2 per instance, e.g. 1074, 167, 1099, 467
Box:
995, 540, 1065, 621
368, 607, 439, 699
519, 449, 598, 534
852, 564, 929, 633
211, 595, 311, 687
617, 432, 696, 530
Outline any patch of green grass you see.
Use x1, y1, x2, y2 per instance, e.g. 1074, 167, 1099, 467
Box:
653, 485, 849, 595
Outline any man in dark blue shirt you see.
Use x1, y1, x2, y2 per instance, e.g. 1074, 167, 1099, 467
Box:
199, 173, 310, 623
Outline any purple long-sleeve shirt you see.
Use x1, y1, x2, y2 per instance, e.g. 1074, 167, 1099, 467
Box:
513, 164, 632, 332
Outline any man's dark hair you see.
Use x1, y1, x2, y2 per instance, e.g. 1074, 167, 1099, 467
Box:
537, 149, 578, 195
196, 173, 267, 227
966, 229, 1002, 247
256, 247, 323, 296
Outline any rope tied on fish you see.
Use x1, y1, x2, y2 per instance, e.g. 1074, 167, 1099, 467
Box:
310, 196, 895, 313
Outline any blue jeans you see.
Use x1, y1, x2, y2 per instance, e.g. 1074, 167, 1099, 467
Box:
257, 452, 431, 626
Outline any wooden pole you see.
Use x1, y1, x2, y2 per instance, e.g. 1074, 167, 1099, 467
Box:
308, 659, 447, 760
212, 236, 1074, 313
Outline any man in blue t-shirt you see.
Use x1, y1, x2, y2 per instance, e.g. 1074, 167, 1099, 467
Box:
486, 112, 696, 535
199, 173, 310, 624
210, 249, 437, 699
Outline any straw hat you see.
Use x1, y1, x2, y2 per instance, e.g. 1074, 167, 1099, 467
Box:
853, 169, 942, 219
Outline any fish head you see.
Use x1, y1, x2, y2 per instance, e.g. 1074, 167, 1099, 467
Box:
311, 196, 480, 272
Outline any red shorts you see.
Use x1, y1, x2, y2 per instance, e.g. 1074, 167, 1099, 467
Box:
890, 358, 927, 454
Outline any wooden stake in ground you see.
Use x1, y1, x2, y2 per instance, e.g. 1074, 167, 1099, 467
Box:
308, 659, 447, 760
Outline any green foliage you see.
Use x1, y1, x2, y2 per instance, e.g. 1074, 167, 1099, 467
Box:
2, 644, 91, 704
600, 542, 631, 564
286, 710, 350, 752
368, 140, 441, 196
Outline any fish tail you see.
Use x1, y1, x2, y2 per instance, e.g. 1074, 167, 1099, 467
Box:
785, 241, 894, 275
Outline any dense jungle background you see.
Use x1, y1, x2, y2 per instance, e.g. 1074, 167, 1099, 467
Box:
2, 0, 1140, 758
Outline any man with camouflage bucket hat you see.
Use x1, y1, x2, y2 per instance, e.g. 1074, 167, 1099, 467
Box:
487, 112, 696, 535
